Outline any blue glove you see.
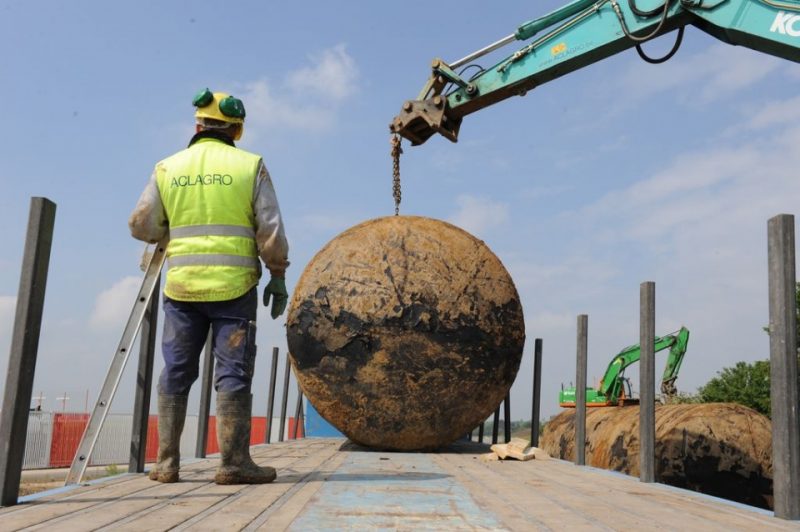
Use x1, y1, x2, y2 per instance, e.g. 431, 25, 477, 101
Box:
263, 277, 288, 319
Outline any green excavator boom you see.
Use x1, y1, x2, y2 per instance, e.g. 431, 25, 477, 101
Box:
559, 326, 690, 407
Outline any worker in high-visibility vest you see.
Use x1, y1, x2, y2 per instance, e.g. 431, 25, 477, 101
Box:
129, 88, 289, 485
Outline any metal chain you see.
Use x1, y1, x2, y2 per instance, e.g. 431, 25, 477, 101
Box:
391, 134, 403, 215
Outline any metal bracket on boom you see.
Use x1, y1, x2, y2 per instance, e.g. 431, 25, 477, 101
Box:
390, 59, 464, 145
64, 238, 168, 485
390, 96, 462, 146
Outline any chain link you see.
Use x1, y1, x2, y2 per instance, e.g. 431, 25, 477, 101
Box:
391, 134, 403, 216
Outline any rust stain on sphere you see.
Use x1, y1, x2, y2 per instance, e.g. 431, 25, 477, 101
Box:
286, 216, 525, 450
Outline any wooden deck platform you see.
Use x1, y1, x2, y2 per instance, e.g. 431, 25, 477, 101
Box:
1, 438, 797, 531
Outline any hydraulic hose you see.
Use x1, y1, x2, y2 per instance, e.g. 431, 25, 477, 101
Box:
636, 26, 684, 63
611, 0, 671, 42
629, 0, 667, 18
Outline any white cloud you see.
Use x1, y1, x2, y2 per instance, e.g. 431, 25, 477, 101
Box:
448, 194, 509, 237
89, 277, 141, 331
584, 124, 800, 242
299, 212, 362, 237
497, 95, 800, 419
620, 43, 781, 104
626, 147, 758, 203
236, 44, 358, 138
238, 79, 330, 134
554, 106, 800, 395
744, 94, 800, 130
507, 256, 618, 293
286, 44, 358, 101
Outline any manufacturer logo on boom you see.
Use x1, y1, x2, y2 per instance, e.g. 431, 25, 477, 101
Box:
771, 11, 800, 37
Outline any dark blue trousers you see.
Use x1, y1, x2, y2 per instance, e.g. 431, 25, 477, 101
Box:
158, 287, 258, 396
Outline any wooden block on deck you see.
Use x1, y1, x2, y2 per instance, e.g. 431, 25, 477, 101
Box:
490, 438, 549, 461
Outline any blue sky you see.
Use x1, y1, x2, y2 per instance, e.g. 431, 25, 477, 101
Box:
1, 1, 799, 422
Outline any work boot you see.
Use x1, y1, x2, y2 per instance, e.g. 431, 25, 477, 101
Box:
149, 394, 188, 483
214, 392, 276, 485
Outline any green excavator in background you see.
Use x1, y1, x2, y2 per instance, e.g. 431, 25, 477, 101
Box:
559, 326, 690, 407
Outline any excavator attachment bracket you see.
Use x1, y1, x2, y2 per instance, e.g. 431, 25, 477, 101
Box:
390, 98, 462, 146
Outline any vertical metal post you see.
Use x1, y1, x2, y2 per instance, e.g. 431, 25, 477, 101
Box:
297, 393, 305, 438
531, 338, 543, 447
768, 214, 800, 520
491, 407, 500, 444
129, 276, 159, 473
278, 353, 291, 442
640, 282, 656, 483
195, 331, 214, 458
0, 197, 56, 507
576, 314, 588, 466
503, 392, 511, 443
292, 385, 304, 440
478, 421, 485, 444
265, 347, 279, 443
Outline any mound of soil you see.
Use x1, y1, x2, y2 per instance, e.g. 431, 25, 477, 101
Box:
540, 403, 773, 509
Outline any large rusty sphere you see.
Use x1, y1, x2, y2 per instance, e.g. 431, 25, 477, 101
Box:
286, 216, 525, 450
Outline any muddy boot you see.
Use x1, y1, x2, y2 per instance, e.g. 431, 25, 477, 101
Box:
148, 394, 187, 483
214, 392, 276, 485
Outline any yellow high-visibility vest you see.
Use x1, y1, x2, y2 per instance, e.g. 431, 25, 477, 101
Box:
156, 137, 261, 302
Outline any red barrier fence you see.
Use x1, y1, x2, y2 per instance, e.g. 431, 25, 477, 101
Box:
49, 414, 89, 467
47, 414, 302, 467
145, 414, 159, 462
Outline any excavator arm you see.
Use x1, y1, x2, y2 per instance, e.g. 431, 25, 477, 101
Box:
391, 0, 800, 145
559, 326, 690, 407
659, 326, 690, 396
598, 326, 691, 401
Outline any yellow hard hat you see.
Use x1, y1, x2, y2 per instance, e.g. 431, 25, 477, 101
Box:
192, 88, 245, 140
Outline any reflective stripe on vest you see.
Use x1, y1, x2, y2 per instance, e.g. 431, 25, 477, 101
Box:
168, 254, 260, 269
170, 224, 256, 239
155, 138, 262, 302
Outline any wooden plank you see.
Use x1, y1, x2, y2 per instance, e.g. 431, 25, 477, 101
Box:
104, 480, 248, 532
523, 461, 775, 528
472, 458, 689, 530
4, 440, 794, 531
284, 446, 510, 531
30, 478, 221, 532
5, 462, 222, 529
432, 453, 613, 531
464, 455, 795, 530
182, 443, 343, 531
0, 447, 290, 528
0, 472, 140, 515
431, 453, 553, 531
107, 440, 339, 531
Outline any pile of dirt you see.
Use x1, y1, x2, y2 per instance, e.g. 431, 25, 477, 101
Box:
540, 403, 773, 509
